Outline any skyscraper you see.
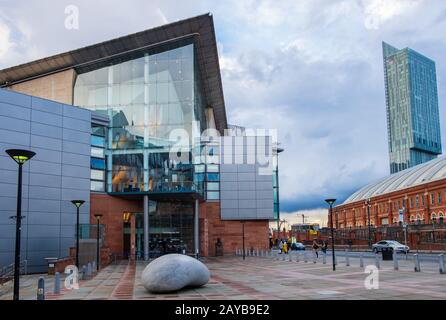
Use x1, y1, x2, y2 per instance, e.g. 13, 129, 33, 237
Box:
383, 42, 442, 174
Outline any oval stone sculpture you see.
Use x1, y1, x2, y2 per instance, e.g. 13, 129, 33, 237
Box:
141, 254, 210, 293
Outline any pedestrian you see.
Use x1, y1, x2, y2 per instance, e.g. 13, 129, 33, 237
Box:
283, 241, 288, 254
279, 240, 283, 254
312, 240, 320, 258
321, 240, 328, 254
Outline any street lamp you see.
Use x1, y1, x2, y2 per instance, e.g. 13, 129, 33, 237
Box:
366, 198, 372, 249
6, 149, 36, 301
241, 221, 246, 260
71, 200, 85, 268
94, 214, 103, 272
325, 198, 337, 271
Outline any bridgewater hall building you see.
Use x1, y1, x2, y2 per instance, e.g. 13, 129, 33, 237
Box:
0, 14, 278, 271
332, 157, 446, 250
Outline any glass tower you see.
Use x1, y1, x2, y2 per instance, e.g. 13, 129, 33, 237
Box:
383, 42, 442, 174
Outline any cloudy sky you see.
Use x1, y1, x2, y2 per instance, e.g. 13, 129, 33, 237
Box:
1, 0, 446, 226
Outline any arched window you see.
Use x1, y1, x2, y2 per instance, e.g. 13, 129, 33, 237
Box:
416, 214, 422, 224
393, 217, 398, 224
410, 215, 415, 223
431, 213, 437, 222
439, 212, 444, 224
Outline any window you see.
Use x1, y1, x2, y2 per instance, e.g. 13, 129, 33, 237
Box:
206, 173, 219, 181
91, 180, 105, 192
431, 193, 435, 205
206, 182, 219, 191
415, 195, 419, 208
410, 198, 414, 208
206, 164, 219, 172
438, 192, 442, 204
91, 169, 105, 180
91, 147, 105, 158
91, 158, 106, 170
207, 191, 219, 200
91, 135, 105, 148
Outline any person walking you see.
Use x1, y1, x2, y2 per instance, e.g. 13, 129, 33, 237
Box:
312, 240, 320, 258
283, 241, 288, 254
321, 240, 328, 254
279, 240, 284, 254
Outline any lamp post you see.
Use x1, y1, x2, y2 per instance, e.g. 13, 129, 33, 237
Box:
241, 221, 245, 260
325, 198, 336, 271
71, 200, 85, 268
6, 149, 36, 301
94, 214, 103, 272
366, 198, 372, 249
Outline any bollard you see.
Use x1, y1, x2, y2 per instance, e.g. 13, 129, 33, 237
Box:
360, 253, 364, 268
304, 251, 308, 263
295, 252, 300, 263
313, 252, 317, 264
86, 262, 92, 279
439, 254, 445, 274
81, 265, 87, 280
345, 249, 350, 266
375, 254, 380, 269
282, 253, 286, 261
37, 277, 45, 300
256, 249, 259, 257
54, 272, 61, 294
393, 252, 399, 271
322, 252, 326, 264
92, 261, 97, 274
289, 253, 293, 262
414, 254, 421, 272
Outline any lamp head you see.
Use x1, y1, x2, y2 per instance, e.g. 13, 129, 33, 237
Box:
71, 200, 85, 208
94, 214, 103, 221
325, 198, 336, 206
6, 149, 36, 164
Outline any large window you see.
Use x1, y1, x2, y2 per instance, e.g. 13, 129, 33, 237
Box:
74, 40, 207, 195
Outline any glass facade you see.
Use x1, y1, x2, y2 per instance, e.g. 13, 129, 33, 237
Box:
74, 40, 207, 195
383, 42, 442, 174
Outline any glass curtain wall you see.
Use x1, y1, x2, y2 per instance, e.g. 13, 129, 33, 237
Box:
74, 41, 206, 195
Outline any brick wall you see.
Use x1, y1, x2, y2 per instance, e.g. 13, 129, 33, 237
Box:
201, 202, 269, 256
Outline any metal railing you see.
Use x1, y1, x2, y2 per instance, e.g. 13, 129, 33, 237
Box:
0, 260, 28, 285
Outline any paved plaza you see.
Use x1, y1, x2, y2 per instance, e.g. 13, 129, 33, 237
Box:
1, 254, 446, 300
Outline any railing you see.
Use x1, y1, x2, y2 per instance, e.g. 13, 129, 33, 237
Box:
0, 260, 27, 285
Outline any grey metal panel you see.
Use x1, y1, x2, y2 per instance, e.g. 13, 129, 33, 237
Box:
0, 128, 30, 146
31, 122, 63, 139
30, 147, 62, 164
30, 135, 62, 151
62, 164, 90, 179
62, 141, 91, 155
31, 96, 63, 115
220, 181, 238, 191
239, 199, 256, 209
0, 169, 18, 184
0, 238, 15, 252
27, 226, 61, 238
61, 188, 89, 201
0, 116, 30, 133
238, 172, 255, 181
27, 212, 61, 225
0, 196, 29, 211
0, 183, 18, 197
28, 199, 61, 213
238, 190, 256, 199
0, 102, 31, 120
0, 89, 32, 107
237, 164, 255, 172
256, 199, 274, 209
220, 190, 238, 200
238, 181, 255, 191
29, 160, 62, 175
27, 238, 60, 251
62, 128, 90, 144
220, 164, 237, 173
220, 172, 237, 181
60, 213, 77, 226
62, 176, 90, 190
28, 186, 61, 201
62, 152, 90, 167
31, 109, 62, 127
29, 173, 61, 188
221, 208, 238, 219
220, 200, 238, 209
63, 105, 91, 121
63, 117, 91, 133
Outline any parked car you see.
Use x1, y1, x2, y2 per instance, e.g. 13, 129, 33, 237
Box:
291, 242, 306, 251
372, 240, 409, 253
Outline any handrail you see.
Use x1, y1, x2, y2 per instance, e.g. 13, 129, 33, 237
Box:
0, 260, 27, 285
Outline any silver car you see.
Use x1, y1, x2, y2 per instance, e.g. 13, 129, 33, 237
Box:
372, 240, 409, 254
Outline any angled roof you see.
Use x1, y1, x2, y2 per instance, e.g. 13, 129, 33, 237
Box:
0, 13, 227, 132
343, 156, 446, 205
